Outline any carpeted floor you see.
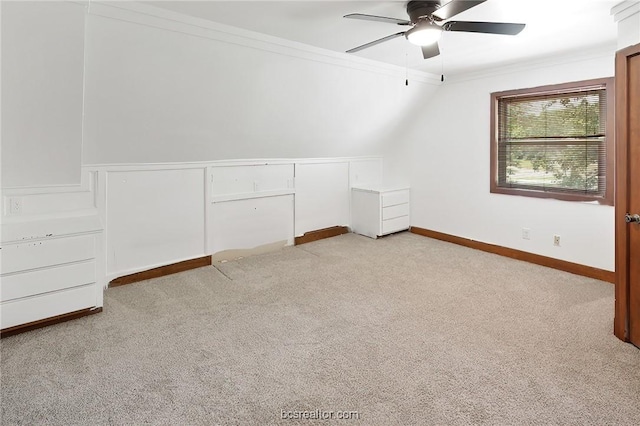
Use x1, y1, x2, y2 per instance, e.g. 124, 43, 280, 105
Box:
1, 232, 639, 425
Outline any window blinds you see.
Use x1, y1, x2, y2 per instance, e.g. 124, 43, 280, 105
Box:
497, 86, 607, 196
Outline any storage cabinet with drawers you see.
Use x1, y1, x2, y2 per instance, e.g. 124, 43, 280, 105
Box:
0, 215, 103, 335
351, 185, 410, 239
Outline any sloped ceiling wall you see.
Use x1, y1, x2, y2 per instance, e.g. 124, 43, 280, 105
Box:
81, 3, 441, 167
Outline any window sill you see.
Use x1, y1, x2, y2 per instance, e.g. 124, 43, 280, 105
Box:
490, 186, 613, 206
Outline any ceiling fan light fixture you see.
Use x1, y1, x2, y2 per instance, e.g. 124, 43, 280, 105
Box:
405, 21, 442, 46
345, 1, 525, 60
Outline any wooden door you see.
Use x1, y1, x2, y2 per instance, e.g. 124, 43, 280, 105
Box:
615, 43, 640, 346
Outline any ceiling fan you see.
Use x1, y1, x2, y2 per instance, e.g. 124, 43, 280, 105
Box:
345, 0, 526, 59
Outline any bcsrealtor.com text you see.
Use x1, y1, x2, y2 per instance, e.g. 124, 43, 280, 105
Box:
281, 409, 360, 420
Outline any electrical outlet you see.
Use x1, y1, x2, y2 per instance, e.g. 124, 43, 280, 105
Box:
9, 197, 22, 214
522, 228, 530, 240
553, 235, 561, 246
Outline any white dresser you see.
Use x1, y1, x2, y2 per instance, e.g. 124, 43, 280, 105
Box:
351, 185, 410, 239
1, 215, 103, 335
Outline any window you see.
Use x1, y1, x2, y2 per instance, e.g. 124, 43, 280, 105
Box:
490, 78, 614, 205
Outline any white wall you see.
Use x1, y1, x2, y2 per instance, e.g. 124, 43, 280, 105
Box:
1, 1, 85, 188
407, 51, 617, 271
81, 2, 439, 167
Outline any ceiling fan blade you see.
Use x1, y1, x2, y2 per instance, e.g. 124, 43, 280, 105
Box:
346, 32, 406, 53
344, 13, 411, 26
421, 43, 440, 59
444, 21, 526, 35
432, 0, 487, 21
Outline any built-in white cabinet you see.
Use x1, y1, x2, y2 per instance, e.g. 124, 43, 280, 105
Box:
351, 186, 410, 239
0, 215, 103, 332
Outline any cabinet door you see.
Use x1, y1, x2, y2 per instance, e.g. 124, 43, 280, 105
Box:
295, 162, 350, 236
351, 190, 381, 239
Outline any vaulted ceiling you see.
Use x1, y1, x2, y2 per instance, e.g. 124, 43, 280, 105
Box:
147, 0, 619, 76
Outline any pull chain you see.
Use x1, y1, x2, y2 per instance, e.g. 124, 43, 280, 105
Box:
405, 53, 409, 86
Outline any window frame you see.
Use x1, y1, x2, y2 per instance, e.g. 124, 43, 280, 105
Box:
490, 77, 615, 205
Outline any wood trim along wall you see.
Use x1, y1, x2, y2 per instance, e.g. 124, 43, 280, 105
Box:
410, 226, 615, 283
294, 226, 349, 245
109, 256, 212, 287
1, 307, 103, 339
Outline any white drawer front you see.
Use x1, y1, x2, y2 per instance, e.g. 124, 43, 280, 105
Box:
382, 203, 409, 221
381, 190, 409, 207
1, 261, 95, 303
381, 216, 410, 235
0, 284, 95, 330
1, 234, 95, 275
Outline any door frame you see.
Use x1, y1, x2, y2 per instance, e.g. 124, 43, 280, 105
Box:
614, 43, 640, 342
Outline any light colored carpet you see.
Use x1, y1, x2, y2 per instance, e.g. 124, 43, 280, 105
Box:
1, 232, 639, 425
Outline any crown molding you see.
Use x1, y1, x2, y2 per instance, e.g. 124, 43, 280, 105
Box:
611, 0, 640, 22
87, 1, 441, 85
443, 42, 616, 84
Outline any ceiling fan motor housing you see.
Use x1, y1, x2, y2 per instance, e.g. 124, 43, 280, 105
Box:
406, 1, 442, 23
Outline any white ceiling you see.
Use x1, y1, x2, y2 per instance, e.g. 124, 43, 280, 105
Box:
146, 0, 619, 76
